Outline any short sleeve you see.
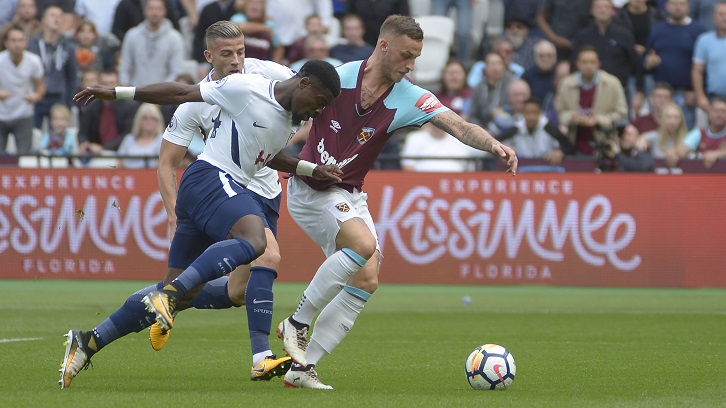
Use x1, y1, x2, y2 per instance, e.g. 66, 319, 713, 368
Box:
163, 102, 204, 147
692, 33, 708, 64
683, 128, 702, 151
199, 74, 253, 116
388, 83, 451, 131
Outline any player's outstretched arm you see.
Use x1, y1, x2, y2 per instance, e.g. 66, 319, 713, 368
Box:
73, 83, 203, 106
429, 110, 519, 176
268, 149, 343, 183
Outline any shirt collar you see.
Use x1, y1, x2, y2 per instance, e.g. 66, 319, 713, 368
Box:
578, 71, 599, 89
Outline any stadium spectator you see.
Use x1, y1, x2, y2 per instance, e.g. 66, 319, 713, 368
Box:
505, 16, 538, 71
113, 0, 180, 42
435, 59, 472, 117
330, 13, 374, 63
400, 123, 484, 172
431, 0, 474, 66
469, 37, 524, 88
631, 82, 674, 133
603, 123, 656, 172
498, 98, 573, 166
78, 70, 139, 154
536, 0, 592, 60
346, 0, 410, 46
0, 0, 18, 27
37, 103, 75, 155
118, 0, 185, 87
0, 24, 44, 154
27, 5, 76, 129
646, 0, 706, 129
690, 0, 720, 29
614, 0, 664, 57
505, 0, 542, 36
666, 96, 726, 167
468, 52, 513, 128
522, 40, 558, 110
0, 0, 41, 52
289, 34, 342, 72
489, 79, 532, 137
192, 0, 236, 63
641, 102, 688, 158
573, 0, 644, 113
72, 21, 120, 80
74, 0, 121, 36
267, 0, 333, 49
285, 14, 326, 66
231, 0, 284, 63
692, 1, 726, 112
555, 47, 627, 156
116, 103, 164, 169
35, 0, 75, 32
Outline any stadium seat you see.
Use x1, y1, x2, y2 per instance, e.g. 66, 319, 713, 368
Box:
471, 0, 490, 52
409, 0, 431, 16
18, 155, 70, 168
411, 16, 455, 88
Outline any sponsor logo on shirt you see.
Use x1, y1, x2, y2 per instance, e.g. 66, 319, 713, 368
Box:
330, 120, 341, 133
415, 93, 443, 114
335, 202, 350, 212
358, 127, 375, 144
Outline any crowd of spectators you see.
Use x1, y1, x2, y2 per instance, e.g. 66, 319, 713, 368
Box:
0, 0, 724, 172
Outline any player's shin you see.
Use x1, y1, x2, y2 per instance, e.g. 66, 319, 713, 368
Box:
189, 276, 236, 309
306, 285, 370, 366
93, 282, 164, 351
292, 248, 367, 326
246, 266, 277, 363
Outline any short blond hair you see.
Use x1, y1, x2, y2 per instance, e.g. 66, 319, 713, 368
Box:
379, 15, 423, 41
205, 20, 244, 48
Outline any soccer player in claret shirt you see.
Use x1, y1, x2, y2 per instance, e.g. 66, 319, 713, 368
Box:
59, 58, 341, 389
276, 15, 519, 389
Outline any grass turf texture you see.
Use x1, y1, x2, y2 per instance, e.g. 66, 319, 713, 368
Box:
1, 280, 724, 408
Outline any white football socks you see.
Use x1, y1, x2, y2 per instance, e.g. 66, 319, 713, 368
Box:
292, 249, 366, 326
307, 287, 368, 366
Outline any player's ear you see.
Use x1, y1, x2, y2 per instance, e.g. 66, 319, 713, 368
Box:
298, 76, 311, 89
203, 49, 213, 64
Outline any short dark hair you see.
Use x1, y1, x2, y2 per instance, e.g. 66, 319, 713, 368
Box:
576, 45, 599, 60
297, 59, 341, 97
2, 23, 25, 44
379, 15, 423, 41
652, 81, 674, 96
524, 97, 542, 108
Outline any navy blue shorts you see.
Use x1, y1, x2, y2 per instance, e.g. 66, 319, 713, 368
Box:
167, 160, 280, 270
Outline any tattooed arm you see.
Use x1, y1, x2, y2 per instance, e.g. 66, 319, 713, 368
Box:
429, 110, 519, 175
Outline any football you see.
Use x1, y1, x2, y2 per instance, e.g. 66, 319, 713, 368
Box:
464, 344, 516, 390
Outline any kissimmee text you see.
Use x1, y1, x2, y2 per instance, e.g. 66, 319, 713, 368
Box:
376, 179, 640, 282
0, 191, 168, 275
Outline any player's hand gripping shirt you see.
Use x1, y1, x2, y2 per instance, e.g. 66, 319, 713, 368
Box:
162, 58, 294, 198
298, 60, 450, 191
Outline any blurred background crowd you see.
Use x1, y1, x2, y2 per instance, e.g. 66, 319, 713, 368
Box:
1, 0, 725, 172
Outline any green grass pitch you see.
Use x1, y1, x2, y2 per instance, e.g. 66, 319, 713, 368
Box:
1, 280, 724, 407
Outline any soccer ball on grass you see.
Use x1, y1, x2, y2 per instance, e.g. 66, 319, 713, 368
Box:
464, 344, 516, 390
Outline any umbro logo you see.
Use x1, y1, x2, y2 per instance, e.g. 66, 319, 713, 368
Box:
329, 120, 341, 133
253, 121, 267, 128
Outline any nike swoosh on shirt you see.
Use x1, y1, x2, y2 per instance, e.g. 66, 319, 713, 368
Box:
252, 299, 273, 304
253, 121, 267, 128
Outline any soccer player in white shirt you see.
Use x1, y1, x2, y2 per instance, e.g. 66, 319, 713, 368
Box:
59, 56, 341, 389
154, 21, 323, 380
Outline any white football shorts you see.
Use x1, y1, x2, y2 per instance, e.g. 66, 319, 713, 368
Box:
287, 176, 380, 258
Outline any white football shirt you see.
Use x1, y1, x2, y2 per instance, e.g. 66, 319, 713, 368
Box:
197, 73, 299, 187
162, 58, 294, 199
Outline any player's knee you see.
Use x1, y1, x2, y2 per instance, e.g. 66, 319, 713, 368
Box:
241, 233, 267, 259
254, 247, 281, 270
344, 238, 377, 260
347, 275, 378, 295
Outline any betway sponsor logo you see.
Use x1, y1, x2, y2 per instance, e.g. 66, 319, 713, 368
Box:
376, 185, 640, 272
317, 138, 358, 168
0, 192, 168, 269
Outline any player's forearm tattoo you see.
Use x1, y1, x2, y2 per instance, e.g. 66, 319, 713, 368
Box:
431, 112, 494, 153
